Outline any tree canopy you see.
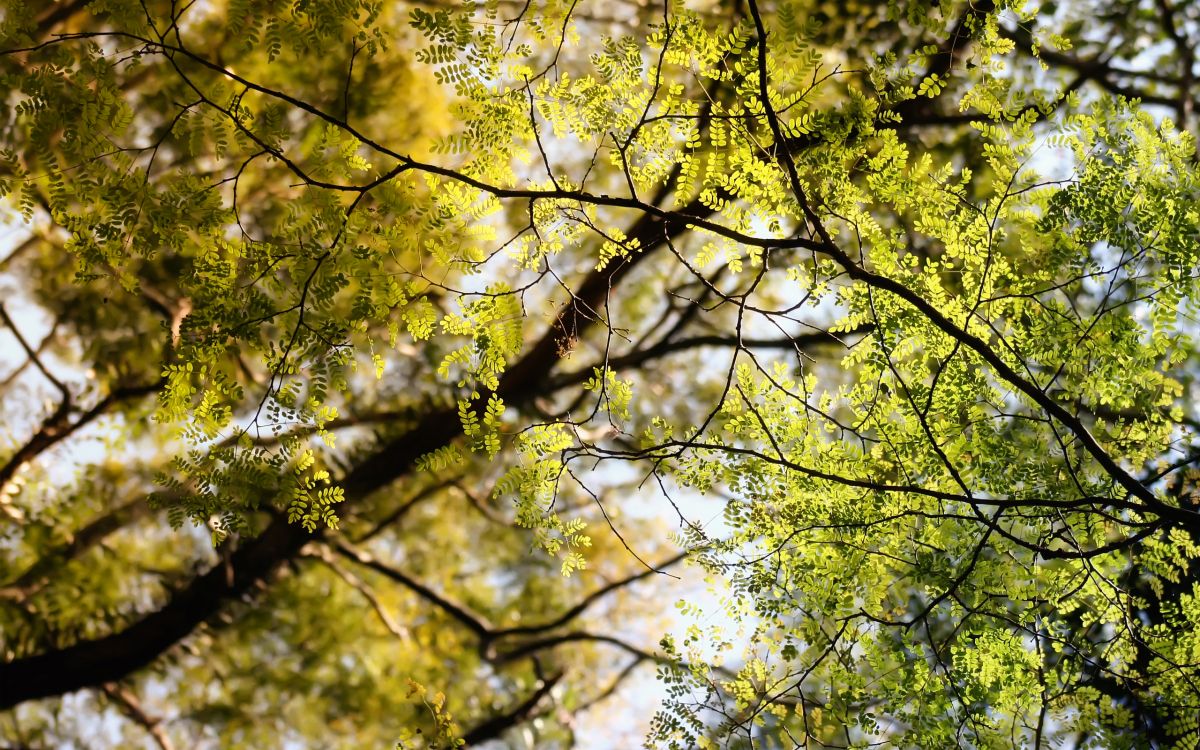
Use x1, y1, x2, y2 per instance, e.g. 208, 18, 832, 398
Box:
3, 0, 1200, 747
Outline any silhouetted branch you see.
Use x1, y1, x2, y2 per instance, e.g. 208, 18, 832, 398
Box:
460, 674, 562, 746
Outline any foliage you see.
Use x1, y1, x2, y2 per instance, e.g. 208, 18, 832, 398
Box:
3, 0, 1200, 747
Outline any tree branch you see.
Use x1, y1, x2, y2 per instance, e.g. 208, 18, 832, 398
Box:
101, 683, 174, 750
330, 541, 494, 641
460, 674, 562, 746
0, 497, 151, 601
300, 544, 408, 639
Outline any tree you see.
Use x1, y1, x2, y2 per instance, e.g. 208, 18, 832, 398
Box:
2, 0, 1200, 747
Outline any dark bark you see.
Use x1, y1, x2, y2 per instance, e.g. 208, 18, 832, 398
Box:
0, 195, 698, 710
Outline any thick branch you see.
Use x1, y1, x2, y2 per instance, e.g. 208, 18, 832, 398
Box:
0, 513, 309, 708
0, 186, 694, 708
